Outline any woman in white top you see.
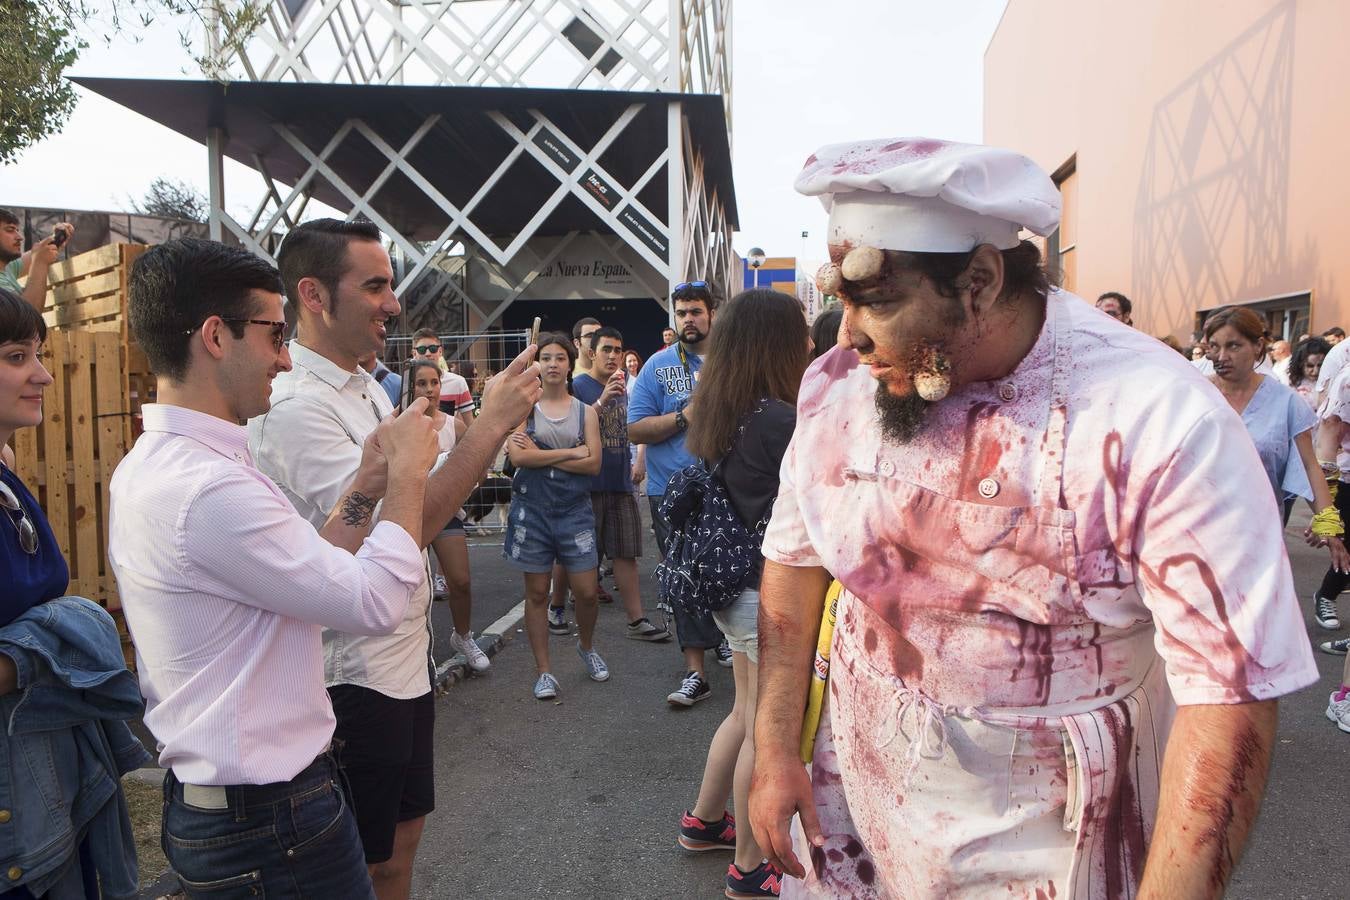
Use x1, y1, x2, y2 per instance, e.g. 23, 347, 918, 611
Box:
406, 359, 490, 672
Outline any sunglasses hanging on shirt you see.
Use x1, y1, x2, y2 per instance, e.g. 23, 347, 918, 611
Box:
0, 481, 38, 555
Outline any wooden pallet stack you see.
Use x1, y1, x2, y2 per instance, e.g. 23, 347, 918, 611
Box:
11, 243, 151, 669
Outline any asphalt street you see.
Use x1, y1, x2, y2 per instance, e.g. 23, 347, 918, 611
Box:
415, 508, 1348, 900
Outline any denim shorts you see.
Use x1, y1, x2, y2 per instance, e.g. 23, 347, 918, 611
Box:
712, 588, 760, 663
504, 496, 599, 574
161, 754, 374, 898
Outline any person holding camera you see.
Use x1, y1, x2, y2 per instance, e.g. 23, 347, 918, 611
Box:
0, 210, 74, 313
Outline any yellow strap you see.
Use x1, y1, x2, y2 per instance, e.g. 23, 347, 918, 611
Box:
1311, 506, 1344, 538
799, 581, 842, 764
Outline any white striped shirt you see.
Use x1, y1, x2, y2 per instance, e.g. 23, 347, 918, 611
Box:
108, 404, 424, 786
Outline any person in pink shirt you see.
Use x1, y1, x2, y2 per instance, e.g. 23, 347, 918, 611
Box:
747, 139, 1318, 900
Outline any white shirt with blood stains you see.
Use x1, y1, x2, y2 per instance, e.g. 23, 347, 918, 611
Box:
764, 289, 1317, 709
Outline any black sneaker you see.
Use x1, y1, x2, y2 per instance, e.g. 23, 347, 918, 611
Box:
715, 638, 734, 668
627, 617, 672, 642
547, 606, 570, 635
1314, 594, 1341, 630
1320, 637, 1350, 655
725, 861, 783, 898
667, 671, 710, 706
677, 810, 735, 852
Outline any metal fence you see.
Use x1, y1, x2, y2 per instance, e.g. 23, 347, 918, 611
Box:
383, 329, 530, 539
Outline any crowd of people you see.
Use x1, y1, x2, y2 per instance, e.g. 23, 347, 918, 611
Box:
0, 131, 1344, 900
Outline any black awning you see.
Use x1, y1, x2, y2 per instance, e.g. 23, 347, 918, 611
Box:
73, 77, 737, 240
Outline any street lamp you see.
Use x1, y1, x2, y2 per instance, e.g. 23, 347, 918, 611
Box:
748, 247, 766, 288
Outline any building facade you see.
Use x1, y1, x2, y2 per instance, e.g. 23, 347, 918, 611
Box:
985, 0, 1346, 342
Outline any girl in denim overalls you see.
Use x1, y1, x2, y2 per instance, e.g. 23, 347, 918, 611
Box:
504, 333, 607, 700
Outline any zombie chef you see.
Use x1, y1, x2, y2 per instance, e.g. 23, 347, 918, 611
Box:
747, 138, 1317, 900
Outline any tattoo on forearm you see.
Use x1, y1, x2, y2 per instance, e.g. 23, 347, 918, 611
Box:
340, 491, 377, 527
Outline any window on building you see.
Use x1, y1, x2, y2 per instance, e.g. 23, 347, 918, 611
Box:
1194, 292, 1311, 343
1046, 157, 1077, 293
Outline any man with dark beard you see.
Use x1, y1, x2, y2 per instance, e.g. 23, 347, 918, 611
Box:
747, 139, 1317, 900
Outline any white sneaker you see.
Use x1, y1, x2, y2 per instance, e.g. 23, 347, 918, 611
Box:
433, 574, 448, 599
1327, 691, 1350, 734
449, 630, 490, 673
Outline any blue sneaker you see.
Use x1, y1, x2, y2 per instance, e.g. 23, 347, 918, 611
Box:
725, 861, 783, 898
548, 606, 570, 635
577, 645, 610, 682
533, 672, 560, 700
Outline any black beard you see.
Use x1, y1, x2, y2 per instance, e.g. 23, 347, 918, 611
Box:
875, 380, 931, 444
681, 330, 707, 346
0, 247, 18, 265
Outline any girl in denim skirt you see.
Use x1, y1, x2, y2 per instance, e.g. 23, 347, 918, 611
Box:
504, 333, 608, 700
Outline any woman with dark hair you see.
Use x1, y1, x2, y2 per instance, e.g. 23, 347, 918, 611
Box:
809, 306, 842, 361
1289, 336, 1332, 409
503, 332, 606, 700
1204, 306, 1348, 558
405, 359, 490, 673
0, 288, 150, 897
676, 290, 809, 899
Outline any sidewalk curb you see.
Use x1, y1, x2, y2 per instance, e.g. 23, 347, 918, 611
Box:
433, 599, 526, 695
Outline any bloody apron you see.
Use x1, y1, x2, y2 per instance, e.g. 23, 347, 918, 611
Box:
784, 300, 1174, 900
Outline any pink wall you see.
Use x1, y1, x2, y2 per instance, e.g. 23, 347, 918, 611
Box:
984, 0, 1350, 338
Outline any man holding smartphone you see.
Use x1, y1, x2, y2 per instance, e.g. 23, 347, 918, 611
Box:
0, 210, 74, 312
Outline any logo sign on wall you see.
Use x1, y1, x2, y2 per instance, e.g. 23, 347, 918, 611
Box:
468, 234, 660, 301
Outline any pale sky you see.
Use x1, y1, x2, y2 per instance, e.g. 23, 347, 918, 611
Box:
0, 0, 1008, 261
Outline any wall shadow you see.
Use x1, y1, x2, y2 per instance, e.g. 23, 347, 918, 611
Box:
1132, 0, 1299, 332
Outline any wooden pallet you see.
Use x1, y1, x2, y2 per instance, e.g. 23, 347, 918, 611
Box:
12, 244, 151, 668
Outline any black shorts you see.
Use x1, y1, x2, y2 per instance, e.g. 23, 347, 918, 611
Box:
328, 686, 435, 864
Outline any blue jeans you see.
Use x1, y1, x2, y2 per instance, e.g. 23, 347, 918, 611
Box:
161, 754, 375, 899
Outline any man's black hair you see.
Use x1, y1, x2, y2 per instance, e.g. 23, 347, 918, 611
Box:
0, 288, 44, 346
1097, 291, 1133, 317
672, 282, 718, 311
412, 327, 439, 342
275, 218, 382, 315
0, 209, 19, 228
1324, 326, 1346, 339
588, 325, 623, 351
571, 317, 601, 340
129, 238, 283, 382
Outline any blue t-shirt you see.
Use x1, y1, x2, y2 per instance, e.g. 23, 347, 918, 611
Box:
1238, 375, 1318, 503
627, 344, 702, 496
573, 373, 633, 493
1, 464, 69, 626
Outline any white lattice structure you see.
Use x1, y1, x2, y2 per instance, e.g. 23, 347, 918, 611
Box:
198, 0, 736, 328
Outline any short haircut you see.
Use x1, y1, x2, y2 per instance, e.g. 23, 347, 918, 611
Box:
588, 325, 623, 351
662, 326, 676, 334
129, 238, 284, 382
0, 209, 18, 228
1097, 291, 1132, 316
672, 281, 718, 311
0, 287, 45, 345
571, 317, 601, 340
1324, 326, 1346, 339
275, 218, 382, 315
412, 327, 439, 343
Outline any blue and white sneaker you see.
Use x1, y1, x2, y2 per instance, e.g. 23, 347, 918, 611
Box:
548, 606, 570, 635
577, 645, 610, 682
533, 672, 560, 700
715, 638, 734, 668
1319, 637, 1350, 655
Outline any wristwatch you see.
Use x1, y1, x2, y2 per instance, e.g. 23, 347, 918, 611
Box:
674, 408, 688, 431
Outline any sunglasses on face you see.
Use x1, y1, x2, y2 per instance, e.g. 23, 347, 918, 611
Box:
185, 318, 287, 353
0, 480, 38, 555
414, 344, 441, 354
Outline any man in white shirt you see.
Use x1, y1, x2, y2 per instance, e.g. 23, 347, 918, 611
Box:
1316, 333, 1350, 406
248, 218, 540, 900
109, 237, 441, 897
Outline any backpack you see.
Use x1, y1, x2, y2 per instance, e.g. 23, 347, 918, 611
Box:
655, 401, 772, 616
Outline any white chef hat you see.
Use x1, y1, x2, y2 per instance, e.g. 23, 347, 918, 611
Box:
795, 138, 1061, 254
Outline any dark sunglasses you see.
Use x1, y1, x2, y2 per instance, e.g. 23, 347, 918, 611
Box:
413, 344, 442, 354
0, 481, 38, 555
672, 280, 710, 299
185, 318, 287, 353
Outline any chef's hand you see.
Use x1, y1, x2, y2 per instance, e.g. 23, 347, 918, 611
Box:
749, 751, 823, 880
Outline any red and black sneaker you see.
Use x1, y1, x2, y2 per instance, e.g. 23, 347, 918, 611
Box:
677, 810, 735, 851
725, 860, 783, 898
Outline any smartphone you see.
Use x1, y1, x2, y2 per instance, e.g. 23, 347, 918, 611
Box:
52, 228, 68, 249
529, 316, 542, 347
402, 360, 417, 413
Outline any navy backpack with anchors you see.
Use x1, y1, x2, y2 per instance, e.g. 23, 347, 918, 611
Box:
655, 400, 772, 617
